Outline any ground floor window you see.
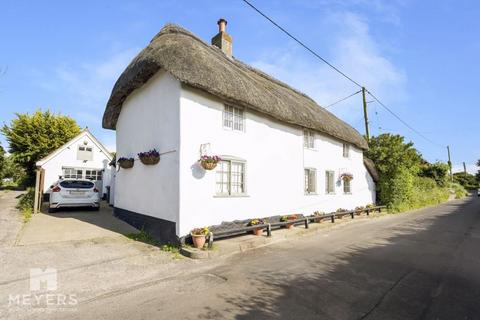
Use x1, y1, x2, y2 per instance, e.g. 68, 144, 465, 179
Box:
62, 167, 102, 181
325, 170, 335, 194
85, 169, 102, 181
216, 159, 246, 196
63, 168, 83, 179
304, 168, 317, 194
343, 179, 351, 194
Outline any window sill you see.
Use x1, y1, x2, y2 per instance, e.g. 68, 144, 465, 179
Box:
343, 192, 352, 195
304, 147, 317, 151
214, 194, 250, 198
325, 192, 336, 195
304, 192, 318, 196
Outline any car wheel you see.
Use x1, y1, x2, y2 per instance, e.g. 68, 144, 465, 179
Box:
48, 207, 56, 213
92, 207, 100, 211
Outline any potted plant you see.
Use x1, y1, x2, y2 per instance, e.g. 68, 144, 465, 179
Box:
190, 227, 209, 249
340, 173, 354, 182
280, 214, 298, 229
138, 149, 160, 165
199, 155, 221, 170
354, 206, 365, 215
336, 208, 348, 219
312, 211, 324, 223
248, 218, 265, 236
117, 157, 134, 169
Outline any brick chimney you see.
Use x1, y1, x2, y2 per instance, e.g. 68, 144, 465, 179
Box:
211, 18, 232, 58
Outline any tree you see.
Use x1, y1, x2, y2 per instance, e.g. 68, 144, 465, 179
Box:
419, 162, 450, 187
453, 172, 478, 189
1, 110, 81, 185
365, 134, 422, 209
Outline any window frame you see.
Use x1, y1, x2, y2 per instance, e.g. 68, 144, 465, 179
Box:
343, 178, 351, 194
77, 145, 93, 161
304, 168, 317, 195
303, 129, 315, 149
215, 157, 247, 197
223, 104, 245, 132
343, 143, 350, 158
325, 170, 336, 194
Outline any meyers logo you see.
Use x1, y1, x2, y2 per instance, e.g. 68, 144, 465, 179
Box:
30, 268, 57, 291
8, 268, 77, 310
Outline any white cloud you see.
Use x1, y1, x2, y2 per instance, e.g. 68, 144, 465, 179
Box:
249, 11, 407, 127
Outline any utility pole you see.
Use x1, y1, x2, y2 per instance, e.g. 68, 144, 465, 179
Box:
447, 145, 453, 182
362, 87, 370, 142
463, 162, 467, 176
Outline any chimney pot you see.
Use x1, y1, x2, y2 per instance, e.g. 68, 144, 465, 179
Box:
217, 18, 227, 32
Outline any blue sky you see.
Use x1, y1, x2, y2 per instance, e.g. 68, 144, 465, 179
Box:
1, 0, 479, 173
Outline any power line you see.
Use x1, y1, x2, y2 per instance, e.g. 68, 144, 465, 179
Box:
241, 0, 363, 88
366, 90, 445, 148
242, 0, 445, 149
325, 90, 362, 109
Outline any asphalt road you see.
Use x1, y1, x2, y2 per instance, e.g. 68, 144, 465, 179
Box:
41, 196, 480, 319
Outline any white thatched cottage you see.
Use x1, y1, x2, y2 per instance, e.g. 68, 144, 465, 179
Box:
102, 20, 377, 243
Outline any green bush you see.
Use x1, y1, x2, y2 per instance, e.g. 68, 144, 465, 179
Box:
450, 182, 468, 199
16, 187, 35, 222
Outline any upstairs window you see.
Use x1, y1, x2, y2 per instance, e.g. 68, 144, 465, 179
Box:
216, 159, 246, 196
223, 105, 245, 132
325, 170, 335, 194
343, 143, 350, 158
77, 145, 93, 161
304, 168, 317, 194
304, 130, 315, 149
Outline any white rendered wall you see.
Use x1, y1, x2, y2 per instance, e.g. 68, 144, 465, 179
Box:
40, 132, 112, 194
114, 71, 181, 231
178, 87, 375, 236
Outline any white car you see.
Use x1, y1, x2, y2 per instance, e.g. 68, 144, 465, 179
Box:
49, 179, 100, 213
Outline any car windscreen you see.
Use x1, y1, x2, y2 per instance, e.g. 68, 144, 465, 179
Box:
59, 180, 95, 189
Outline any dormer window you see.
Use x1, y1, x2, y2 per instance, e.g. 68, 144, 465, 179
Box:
77, 145, 93, 161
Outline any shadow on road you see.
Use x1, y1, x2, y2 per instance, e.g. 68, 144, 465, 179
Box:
200, 198, 480, 320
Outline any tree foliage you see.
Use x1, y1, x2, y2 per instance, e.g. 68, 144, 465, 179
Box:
1, 110, 81, 185
0, 143, 5, 185
365, 134, 456, 211
453, 172, 478, 189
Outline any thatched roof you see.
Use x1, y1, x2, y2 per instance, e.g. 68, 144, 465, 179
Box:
102, 24, 368, 150
363, 158, 379, 182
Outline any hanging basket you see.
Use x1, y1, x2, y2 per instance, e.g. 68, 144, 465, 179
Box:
139, 156, 160, 165
340, 173, 354, 182
200, 161, 218, 170
117, 158, 134, 169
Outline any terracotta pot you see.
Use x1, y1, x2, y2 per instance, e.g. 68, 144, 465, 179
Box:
191, 234, 206, 249
286, 223, 294, 229
201, 161, 218, 170
313, 216, 322, 223
140, 156, 160, 165
118, 159, 134, 169
252, 228, 263, 236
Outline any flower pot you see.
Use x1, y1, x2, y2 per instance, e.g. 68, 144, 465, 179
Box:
191, 234, 206, 249
118, 160, 134, 169
313, 216, 322, 223
201, 161, 218, 171
252, 228, 263, 236
285, 223, 294, 229
139, 156, 160, 165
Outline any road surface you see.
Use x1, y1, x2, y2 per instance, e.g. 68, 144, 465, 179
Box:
44, 196, 480, 320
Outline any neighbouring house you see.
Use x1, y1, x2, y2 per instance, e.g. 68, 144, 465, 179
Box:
36, 128, 114, 199
102, 20, 377, 243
